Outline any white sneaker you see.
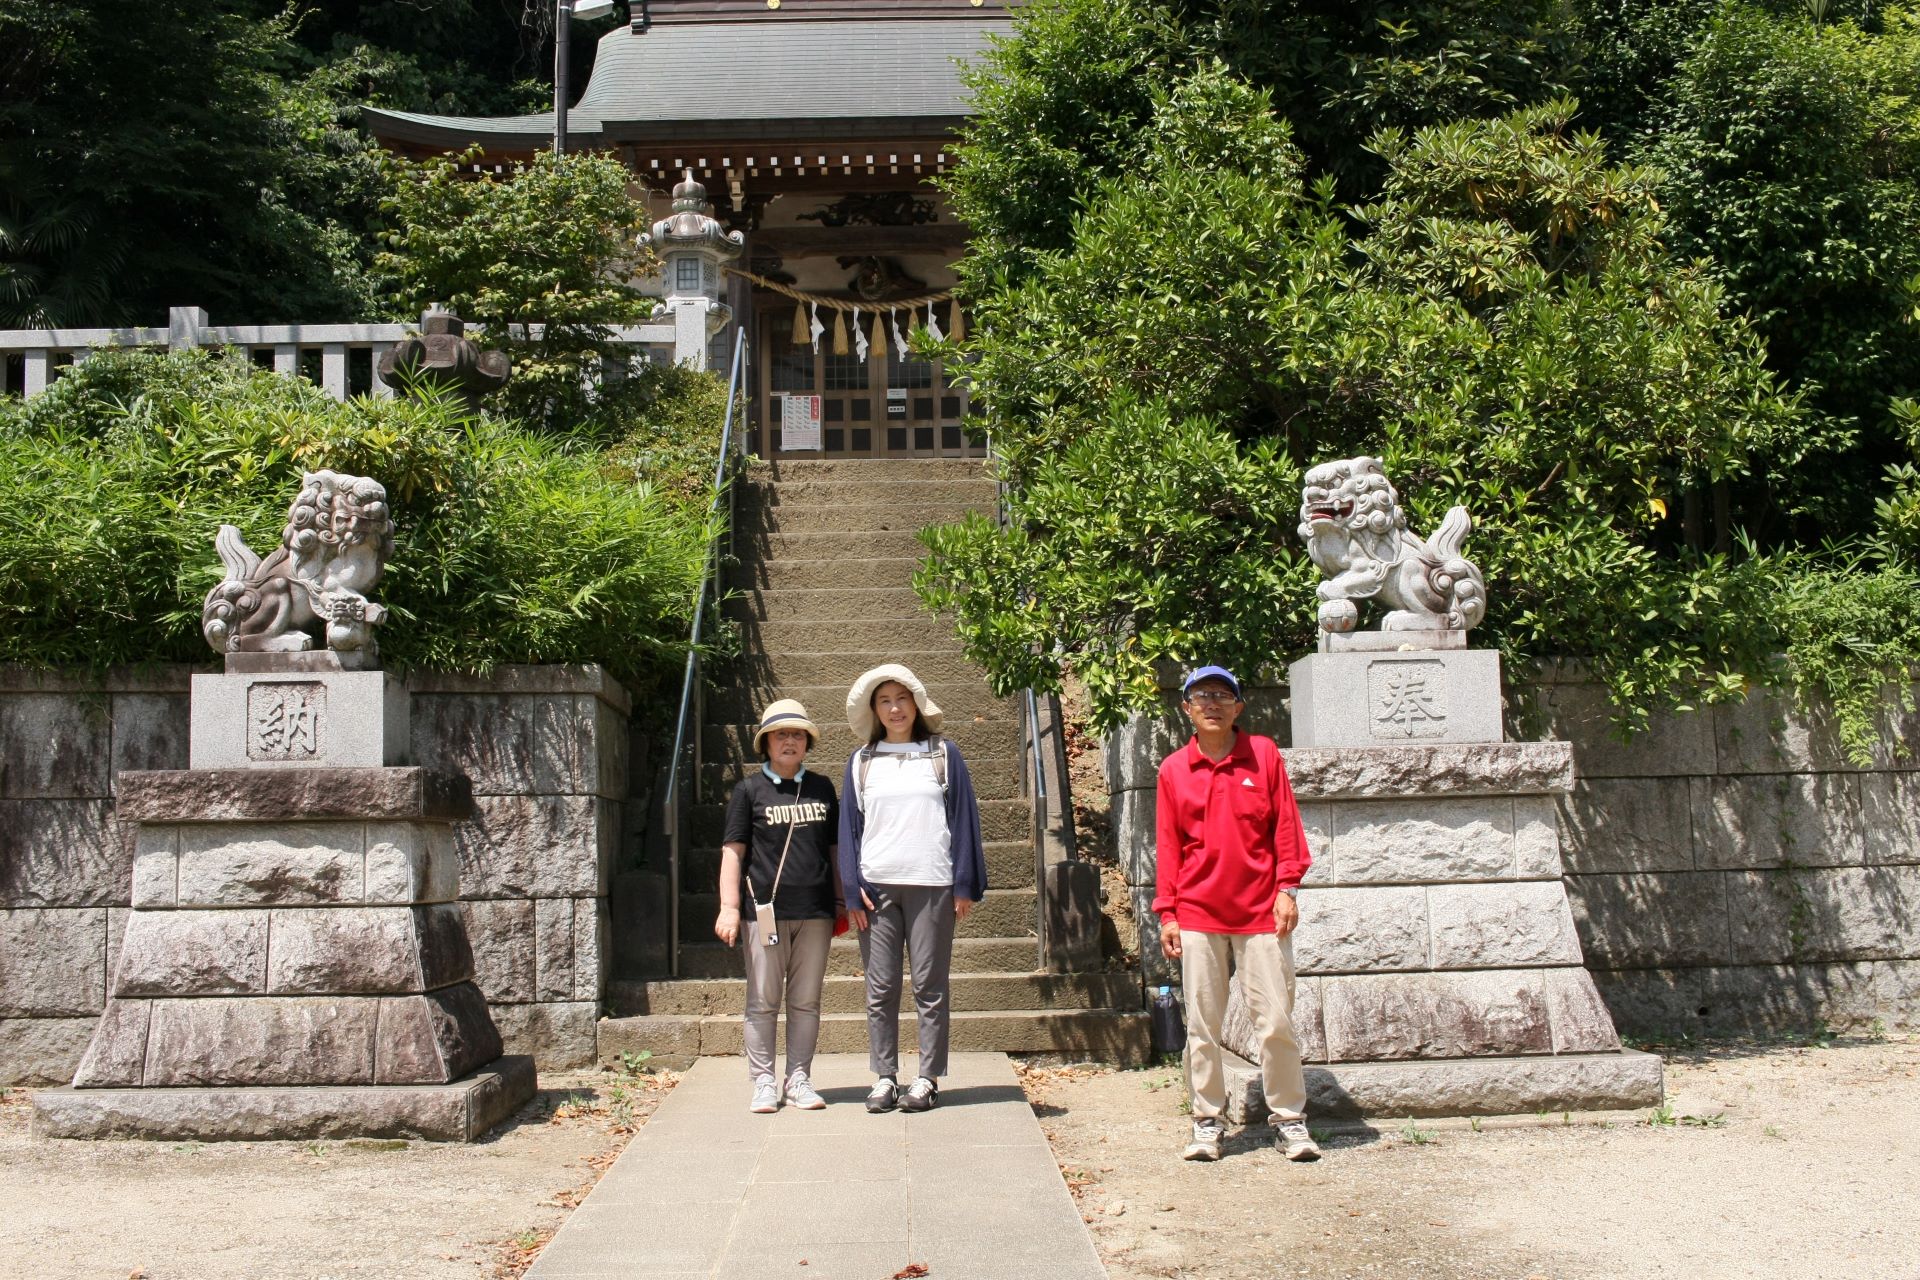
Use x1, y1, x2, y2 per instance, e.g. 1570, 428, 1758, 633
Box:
750, 1073, 780, 1113
784, 1069, 826, 1110
1273, 1116, 1321, 1161
1181, 1117, 1224, 1161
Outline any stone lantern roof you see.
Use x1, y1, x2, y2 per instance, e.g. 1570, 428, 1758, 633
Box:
642, 172, 745, 260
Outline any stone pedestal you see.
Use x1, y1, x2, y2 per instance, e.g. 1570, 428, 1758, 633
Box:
1289, 649, 1503, 747
33, 767, 534, 1142
191, 662, 408, 770
1219, 742, 1662, 1119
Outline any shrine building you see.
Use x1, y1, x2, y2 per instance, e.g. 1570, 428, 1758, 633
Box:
365, 0, 1018, 459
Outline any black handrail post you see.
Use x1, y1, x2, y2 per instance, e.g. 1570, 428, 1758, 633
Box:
663, 325, 748, 978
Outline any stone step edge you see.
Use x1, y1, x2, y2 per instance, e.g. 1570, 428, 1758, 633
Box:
1222, 1048, 1666, 1122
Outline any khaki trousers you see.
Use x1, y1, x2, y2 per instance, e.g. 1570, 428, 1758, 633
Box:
742, 916, 833, 1082
1180, 929, 1308, 1121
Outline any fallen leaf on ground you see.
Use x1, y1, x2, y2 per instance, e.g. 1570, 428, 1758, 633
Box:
892, 1264, 931, 1278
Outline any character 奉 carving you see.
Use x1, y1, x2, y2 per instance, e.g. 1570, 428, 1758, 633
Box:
201, 470, 395, 658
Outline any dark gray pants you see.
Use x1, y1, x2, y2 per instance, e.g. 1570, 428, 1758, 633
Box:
857, 883, 955, 1080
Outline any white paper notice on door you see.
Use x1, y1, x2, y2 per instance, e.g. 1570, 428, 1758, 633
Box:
780, 394, 823, 451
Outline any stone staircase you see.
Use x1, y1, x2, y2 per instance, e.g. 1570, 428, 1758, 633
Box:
599, 458, 1149, 1068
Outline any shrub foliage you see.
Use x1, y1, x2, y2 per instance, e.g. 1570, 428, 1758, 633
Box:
0, 349, 716, 696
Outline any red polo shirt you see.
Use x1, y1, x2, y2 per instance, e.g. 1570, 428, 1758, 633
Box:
1152, 730, 1311, 934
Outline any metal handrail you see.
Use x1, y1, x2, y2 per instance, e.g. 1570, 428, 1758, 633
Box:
987, 438, 1058, 962
661, 324, 748, 976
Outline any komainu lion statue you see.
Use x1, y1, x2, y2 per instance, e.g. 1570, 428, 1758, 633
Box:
1297, 456, 1486, 635
201, 471, 396, 658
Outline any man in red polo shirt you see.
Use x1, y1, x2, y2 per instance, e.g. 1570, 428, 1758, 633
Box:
1154, 664, 1319, 1163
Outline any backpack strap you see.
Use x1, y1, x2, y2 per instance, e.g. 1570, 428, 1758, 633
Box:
855, 738, 948, 810
929, 734, 947, 793
856, 743, 875, 811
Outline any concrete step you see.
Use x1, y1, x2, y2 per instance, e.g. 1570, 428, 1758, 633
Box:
741, 530, 931, 561
711, 648, 989, 689
734, 556, 922, 590
746, 478, 998, 509
691, 798, 1033, 845
678, 887, 1036, 939
724, 588, 928, 623
747, 458, 989, 481
698, 752, 1022, 800
736, 616, 964, 654
702, 717, 1022, 766
736, 502, 989, 535
680, 839, 1038, 890
704, 680, 1016, 722
609, 971, 1143, 1017
598, 1009, 1153, 1068
675, 935, 1041, 978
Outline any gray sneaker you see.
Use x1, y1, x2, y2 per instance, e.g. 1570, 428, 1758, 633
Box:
750, 1073, 780, 1113
1181, 1118, 1224, 1162
784, 1069, 825, 1110
1273, 1117, 1321, 1161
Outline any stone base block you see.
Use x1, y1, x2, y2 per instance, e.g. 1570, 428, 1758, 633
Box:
33, 1054, 535, 1142
1290, 649, 1502, 747
0, 1016, 95, 1085
1220, 1049, 1664, 1122
75, 985, 504, 1088
190, 670, 408, 770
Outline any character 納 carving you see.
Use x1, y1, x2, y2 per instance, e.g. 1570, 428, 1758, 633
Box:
201, 471, 395, 658
1298, 456, 1486, 635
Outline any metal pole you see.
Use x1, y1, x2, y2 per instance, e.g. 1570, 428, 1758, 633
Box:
553, 0, 572, 156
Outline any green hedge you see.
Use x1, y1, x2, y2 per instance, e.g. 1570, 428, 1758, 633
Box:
0, 348, 718, 696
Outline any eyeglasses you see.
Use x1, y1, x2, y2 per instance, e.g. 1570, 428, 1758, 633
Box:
1185, 691, 1239, 705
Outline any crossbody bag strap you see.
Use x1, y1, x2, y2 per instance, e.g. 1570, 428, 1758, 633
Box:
746, 799, 801, 906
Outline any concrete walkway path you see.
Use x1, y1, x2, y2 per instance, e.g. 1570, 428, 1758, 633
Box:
525, 1052, 1108, 1280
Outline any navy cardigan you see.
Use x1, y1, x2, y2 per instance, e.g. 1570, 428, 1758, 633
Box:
837, 739, 988, 904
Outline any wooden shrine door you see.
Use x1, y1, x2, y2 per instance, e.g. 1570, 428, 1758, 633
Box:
753, 299, 980, 458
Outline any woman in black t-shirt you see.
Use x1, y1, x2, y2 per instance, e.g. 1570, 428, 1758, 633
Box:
716, 699, 843, 1112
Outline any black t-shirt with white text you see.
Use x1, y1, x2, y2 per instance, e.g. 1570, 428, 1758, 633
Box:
721, 768, 839, 920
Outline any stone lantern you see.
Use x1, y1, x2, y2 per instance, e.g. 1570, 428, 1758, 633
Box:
640, 171, 744, 367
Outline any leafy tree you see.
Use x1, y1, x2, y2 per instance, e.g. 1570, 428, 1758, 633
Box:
378, 149, 656, 432
921, 69, 1920, 755
948, 0, 1583, 286
1639, 3, 1920, 535
0, 0, 360, 326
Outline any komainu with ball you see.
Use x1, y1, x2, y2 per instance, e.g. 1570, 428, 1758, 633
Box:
201, 471, 396, 658
1297, 456, 1486, 635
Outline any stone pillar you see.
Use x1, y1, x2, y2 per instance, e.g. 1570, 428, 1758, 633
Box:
22, 350, 50, 398
33, 664, 534, 1142
1107, 666, 1663, 1120
167, 307, 207, 352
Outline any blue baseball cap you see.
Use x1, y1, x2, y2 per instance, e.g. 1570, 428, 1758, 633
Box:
1182, 665, 1242, 698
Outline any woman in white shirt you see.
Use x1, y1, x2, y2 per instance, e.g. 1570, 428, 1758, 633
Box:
837, 664, 986, 1113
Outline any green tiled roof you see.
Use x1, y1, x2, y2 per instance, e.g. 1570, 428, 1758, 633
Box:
365, 17, 1010, 150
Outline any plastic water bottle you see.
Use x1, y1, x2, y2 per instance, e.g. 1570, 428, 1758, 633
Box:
1150, 984, 1186, 1054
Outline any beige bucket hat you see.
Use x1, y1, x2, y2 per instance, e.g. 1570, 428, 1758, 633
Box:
752, 699, 820, 755
845, 664, 945, 742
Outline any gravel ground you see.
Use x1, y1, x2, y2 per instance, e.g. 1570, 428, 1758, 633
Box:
0, 1069, 675, 1280
1021, 1034, 1920, 1280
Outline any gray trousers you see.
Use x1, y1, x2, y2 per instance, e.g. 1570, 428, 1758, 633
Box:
742, 916, 833, 1082
857, 883, 955, 1080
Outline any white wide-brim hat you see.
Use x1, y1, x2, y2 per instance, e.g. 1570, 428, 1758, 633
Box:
846, 664, 944, 742
752, 698, 820, 754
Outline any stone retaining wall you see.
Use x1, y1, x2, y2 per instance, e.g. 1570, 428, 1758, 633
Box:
1107, 667, 1920, 1038
0, 665, 641, 1084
